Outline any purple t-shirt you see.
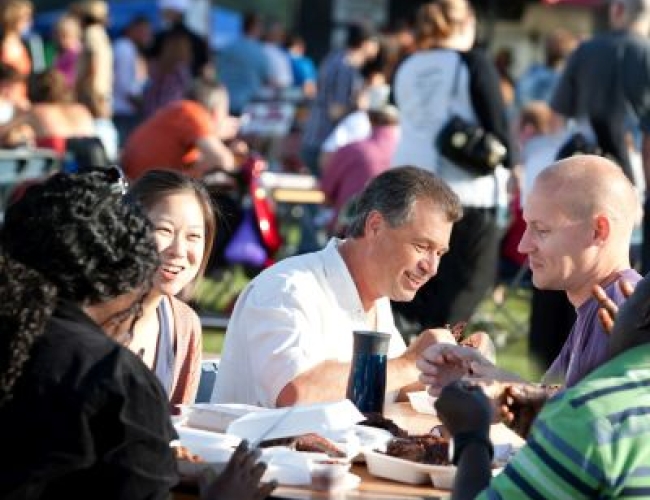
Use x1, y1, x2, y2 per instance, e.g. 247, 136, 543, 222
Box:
543, 268, 642, 388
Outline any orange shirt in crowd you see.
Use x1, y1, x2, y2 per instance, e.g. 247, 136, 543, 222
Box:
121, 100, 214, 180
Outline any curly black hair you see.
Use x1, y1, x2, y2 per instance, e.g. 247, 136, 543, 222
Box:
0, 172, 160, 406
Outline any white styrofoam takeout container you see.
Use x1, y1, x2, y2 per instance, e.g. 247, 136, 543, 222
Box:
185, 403, 270, 432
226, 399, 366, 444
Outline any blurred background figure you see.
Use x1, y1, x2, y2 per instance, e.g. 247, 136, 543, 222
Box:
285, 33, 316, 99
112, 15, 152, 149
298, 22, 378, 253
390, 0, 513, 336
121, 78, 235, 181
153, 0, 210, 79
300, 22, 378, 176
72, 0, 113, 120
318, 53, 390, 172
516, 28, 579, 108
142, 26, 192, 117
0, 0, 32, 101
320, 100, 399, 237
71, 0, 117, 161
262, 19, 293, 92
216, 11, 270, 116
52, 13, 82, 90
0, 69, 96, 154
494, 47, 515, 113
380, 18, 416, 83
0, 62, 27, 128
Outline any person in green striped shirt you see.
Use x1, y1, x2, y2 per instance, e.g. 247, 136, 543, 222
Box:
435, 272, 650, 499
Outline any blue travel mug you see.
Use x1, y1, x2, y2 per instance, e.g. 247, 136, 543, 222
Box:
346, 330, 391, 414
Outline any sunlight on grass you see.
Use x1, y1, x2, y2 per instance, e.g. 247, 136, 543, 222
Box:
203, 330, 224, 354
470, 285, 543, 381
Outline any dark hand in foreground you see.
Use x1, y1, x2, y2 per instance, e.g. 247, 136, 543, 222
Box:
498, 384, 559, 439
434, 380, 492, 436
199, 440, 277, 500
593, 279, 635, 334
437, 381, 494, 500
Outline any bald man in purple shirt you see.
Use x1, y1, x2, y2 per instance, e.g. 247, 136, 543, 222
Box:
416, 155, 642, 423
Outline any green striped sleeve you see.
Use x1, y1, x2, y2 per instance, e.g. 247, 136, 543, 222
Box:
477, 347, 650, 499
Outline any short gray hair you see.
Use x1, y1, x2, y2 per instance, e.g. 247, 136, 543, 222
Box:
346, 166, 462, 238
185, 78, 228, 113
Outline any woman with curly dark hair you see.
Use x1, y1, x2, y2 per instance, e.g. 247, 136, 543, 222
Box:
0, 172, 275, 500
126, 169, 218, 404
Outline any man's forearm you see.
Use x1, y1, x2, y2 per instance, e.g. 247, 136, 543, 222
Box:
275, 360, 352, 407
276, 356, 421, 407
387, 356, 421, 393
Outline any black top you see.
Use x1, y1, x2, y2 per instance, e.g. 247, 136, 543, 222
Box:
551, 30, 650, 177
0, 300, 179, 500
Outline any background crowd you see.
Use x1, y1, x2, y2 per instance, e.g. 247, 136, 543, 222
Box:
1, 0, 650, 498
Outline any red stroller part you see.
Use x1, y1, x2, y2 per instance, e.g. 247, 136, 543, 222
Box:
214, 153, 283, 271
249, 170, 282, 257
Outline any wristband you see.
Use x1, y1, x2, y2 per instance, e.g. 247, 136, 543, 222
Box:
451, 431, 494, 466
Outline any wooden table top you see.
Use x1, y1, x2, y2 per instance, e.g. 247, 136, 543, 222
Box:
173, 402, 524, 500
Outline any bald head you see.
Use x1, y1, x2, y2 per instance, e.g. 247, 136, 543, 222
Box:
534, 155, 640, 235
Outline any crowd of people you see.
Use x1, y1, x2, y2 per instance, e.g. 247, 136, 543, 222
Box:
1, 0, 650, 498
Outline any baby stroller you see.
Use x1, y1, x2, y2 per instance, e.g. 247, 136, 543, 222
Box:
204, 153, 282, 277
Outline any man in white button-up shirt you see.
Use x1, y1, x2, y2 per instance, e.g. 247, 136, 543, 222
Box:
213, 166, 463, 407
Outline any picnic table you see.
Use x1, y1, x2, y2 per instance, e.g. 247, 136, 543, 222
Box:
173, 402, 524, 500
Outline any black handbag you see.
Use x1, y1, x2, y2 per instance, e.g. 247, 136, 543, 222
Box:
436, 56, 507, 176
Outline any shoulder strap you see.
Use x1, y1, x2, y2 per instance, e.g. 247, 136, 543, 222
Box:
444, 51, 463, 118
451, 52, 463, 99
